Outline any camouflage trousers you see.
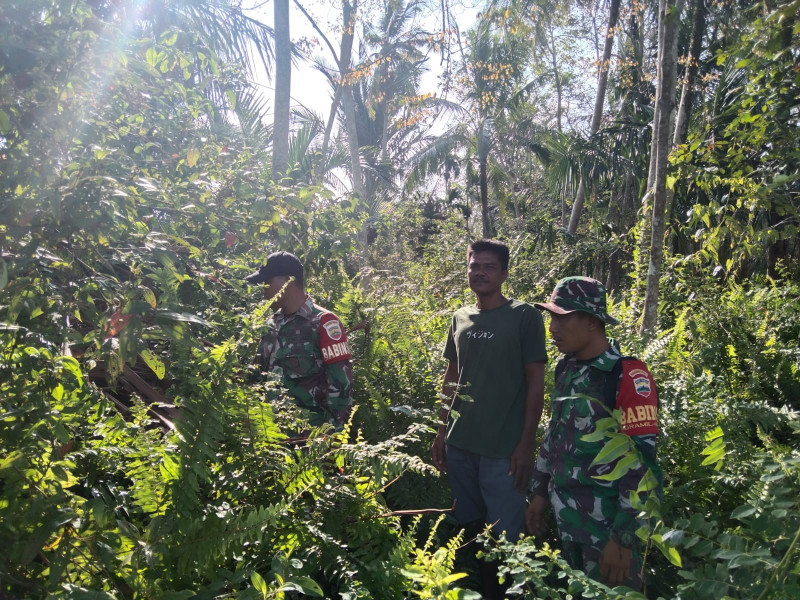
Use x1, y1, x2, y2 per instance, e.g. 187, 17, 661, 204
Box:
560, 540, 643, 592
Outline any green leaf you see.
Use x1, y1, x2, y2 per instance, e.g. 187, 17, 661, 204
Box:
761, 470, 785, 482
702, 437, 725, 454
187, 148, 200, 167
661, 545, 682, 567
728, 553, 761, 568
637, 468, 660, 493
661, 529, 684, 546
106, 346, 124, 382
589, 433, 631, 467
162, 31, 179, 46
59, 585, 116, 599
251, 572, 268, 598
578, 417, 618, 442
700, 449, 725, 467
57, 356, 83, 386
20, 513, 70, 565
155, 310, 211, 327
0, 109, 10, 133
692, 540, 714, 556
146, 47, 158, 67
53, 421, 71, 444
280, 576, 324, 597
593, 453, 638, 481
0, 258, 7, 290
701, 435, 726, 468
142, 287, 158, 308
442, 572, 469, 584
731, 504, 756, 520
140, 349, 165, 380
51, 383, 64, 401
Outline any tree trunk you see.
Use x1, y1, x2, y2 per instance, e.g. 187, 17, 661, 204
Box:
376, 7, 398, 169
339, 1, 365, 201
342, 86, 364, 200
634, 1, 664, 292
566, 0, 621, 236
640, 0, 684, 334
606, 248, 622, 294
665, 0, 706, 221
479, 156, 489, 238
272, 0, 291, 178
316, 86, 342, 184
547, 27, 563, 134
672, 0, 706, 147
477, 117, 492, 238
293, 0, 341, 185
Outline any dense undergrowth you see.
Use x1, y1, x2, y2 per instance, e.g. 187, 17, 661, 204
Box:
2, 0, 799, 597
2, 204, 798, 598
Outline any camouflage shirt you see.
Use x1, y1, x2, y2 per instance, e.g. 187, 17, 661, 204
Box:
257, 296, 353, 427
530, 347, 659, 547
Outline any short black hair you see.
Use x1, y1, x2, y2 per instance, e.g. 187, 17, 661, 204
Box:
576, 310, 606, 333
467, 239, 509, 270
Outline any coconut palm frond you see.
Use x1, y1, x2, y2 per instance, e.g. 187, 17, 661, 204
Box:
176, 0, 275, 76
235, 86, 272, 146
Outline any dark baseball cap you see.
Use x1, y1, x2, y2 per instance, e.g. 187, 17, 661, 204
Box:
244, 251, 304, 285
534, 276, 620, 325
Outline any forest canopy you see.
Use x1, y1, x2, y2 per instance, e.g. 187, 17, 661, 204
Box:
1, 0, 798, 598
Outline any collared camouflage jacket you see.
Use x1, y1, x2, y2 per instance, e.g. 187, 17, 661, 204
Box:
530, 347, 660, 548
257, 296, 353, 427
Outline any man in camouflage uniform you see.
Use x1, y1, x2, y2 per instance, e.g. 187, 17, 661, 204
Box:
245, 252, 353, 428
527, 277, 660, 590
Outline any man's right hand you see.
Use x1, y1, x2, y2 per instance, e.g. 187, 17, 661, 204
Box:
526, 494, 548, 536
431, 430, 447, 473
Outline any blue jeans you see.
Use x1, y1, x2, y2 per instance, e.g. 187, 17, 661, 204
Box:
446, 444, 527, 542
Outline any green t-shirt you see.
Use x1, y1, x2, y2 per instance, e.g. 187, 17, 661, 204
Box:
443, 299, 547, 458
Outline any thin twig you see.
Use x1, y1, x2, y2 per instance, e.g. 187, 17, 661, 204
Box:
363, 505, 455, 521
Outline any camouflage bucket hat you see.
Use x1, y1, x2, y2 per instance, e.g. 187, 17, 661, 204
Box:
534, 276, 620, 325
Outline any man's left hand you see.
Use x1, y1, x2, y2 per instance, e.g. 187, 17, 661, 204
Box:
599, 538, 632, 587
509, 440, 534, 491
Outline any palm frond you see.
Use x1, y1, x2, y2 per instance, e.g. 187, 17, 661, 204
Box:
234, 87, 271, 145
177, 1, 275, 77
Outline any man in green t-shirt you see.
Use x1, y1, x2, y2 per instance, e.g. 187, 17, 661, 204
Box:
430, 239, 547, 599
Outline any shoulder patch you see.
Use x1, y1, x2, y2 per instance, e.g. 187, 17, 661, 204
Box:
628, 368, 652, 398
616, 359, 658, 436
322, 318, 343, 341
319, 313, 351, 364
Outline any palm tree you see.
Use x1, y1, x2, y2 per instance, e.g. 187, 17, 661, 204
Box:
286, 107, 351, 191
352, 0, 431, 207
404, 15, 533, 237
302, 0, 434, 214
566, 0, 621, 236
127, 0, 275, 90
